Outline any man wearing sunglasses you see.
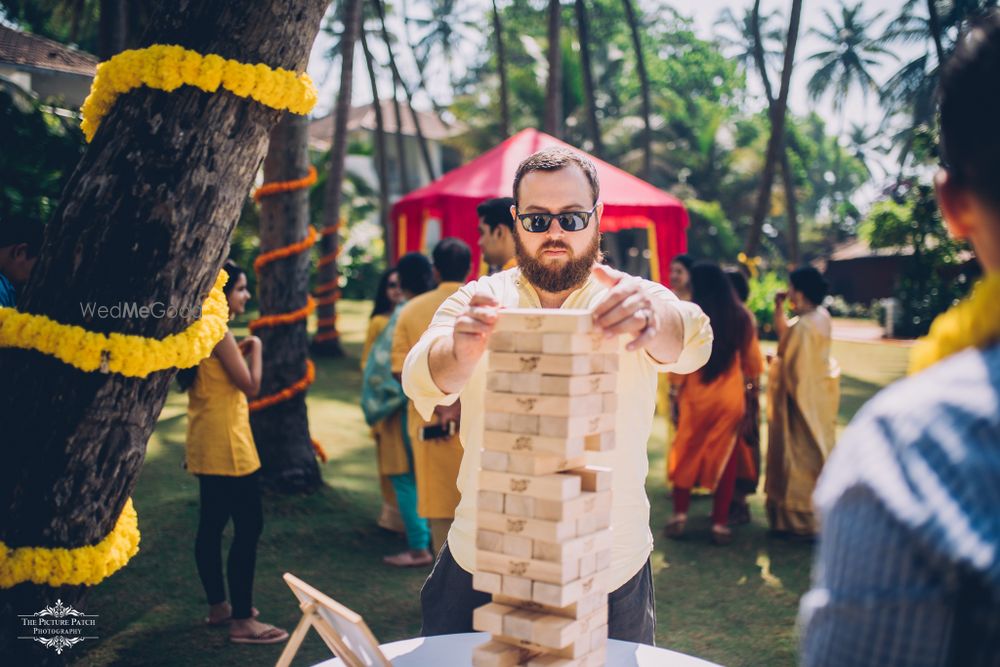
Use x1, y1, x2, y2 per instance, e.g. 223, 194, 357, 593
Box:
402, 147, 713, 645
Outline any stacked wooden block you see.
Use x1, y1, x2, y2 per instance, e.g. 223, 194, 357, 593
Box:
472, 309, 618, 667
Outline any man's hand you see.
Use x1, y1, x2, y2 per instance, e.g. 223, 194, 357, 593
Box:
430, 399, 462, 439
452, 292, 500, 366
591, 264, 663, 352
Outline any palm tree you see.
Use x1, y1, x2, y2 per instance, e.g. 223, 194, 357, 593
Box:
253, 113, 322, 492
574, 0, 602, 156
407, 0, 480, 91
544, 0, 563, 138
493, 0, 512, 138
745, 0, 804, 260
316, 0, 363, 356
715, 4, 784, 87
0, 0, 328, 656
360, 26, 392, 253
622, 0, 652, 179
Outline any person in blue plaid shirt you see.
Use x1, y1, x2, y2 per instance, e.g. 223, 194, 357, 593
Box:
0, 218, 41, 308
799, 10, 1000, 667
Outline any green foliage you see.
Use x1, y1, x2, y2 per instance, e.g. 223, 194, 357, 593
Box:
0, 88, 84, 226
684, 198, 740, 261
860, 183, 971, 336
747, 271, 787, 339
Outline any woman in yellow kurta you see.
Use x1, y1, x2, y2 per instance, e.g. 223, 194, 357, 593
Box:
178, 260, 287, 645
362, 269, 407, 534
666, 263, 763, 545
765, 266, 840, 538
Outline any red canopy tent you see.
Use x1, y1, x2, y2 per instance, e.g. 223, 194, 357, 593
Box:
390, 128, 688, 284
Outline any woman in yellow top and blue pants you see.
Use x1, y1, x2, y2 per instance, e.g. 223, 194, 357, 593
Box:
178, 260, 288, 645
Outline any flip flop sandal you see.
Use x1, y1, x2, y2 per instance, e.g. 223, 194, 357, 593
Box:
663, 517, 687, 539
711, 527, 734, 546
230, 626, 289, 645
204, 607, 259, 626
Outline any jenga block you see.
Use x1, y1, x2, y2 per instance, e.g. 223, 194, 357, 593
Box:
503, 534, 534, 559
481, 449, 510, 472
483, 431, 586, 459
510, 413, 541, 435
588, 625, 608, 652
514, 333, 544, 353
539, 413, 614, 438
533, 490, 611, 522
582, 646, 607, 667
477, 529, 505, 553
539, 373, 616, 396
526, 656, 582, 667
493, 591, 606, 621
595, 548, 611, 571
478, 550, 580, 585
489, 331, 517, 352
531, 606, 609, 650
485, 411, 512, 432
576, 509, 611, 536
502, 609, 547, 641
602, 393, 617, 414
507, 452, 588, 476
584, 430, 615, 452
562, 466, 612, 493
533, 571, 607, 608
542, 332, 617, 355
479, 470, 582, 501
494, 309, 595, 333
479, 490, 505, 513
502, 574, 533, 600
484, 392, 603, 418
503, 493, 535, 518
492, 632, 590, 660
487, 371, 544, 394
578, 553, 596, 578
478, 510, 576, 543
473, 570, 503, 594
472, 639, 537, 667
598, 353, 619, 372
532, 529, 612, 563
489, 352, 606, 376
473, 602, 516, 635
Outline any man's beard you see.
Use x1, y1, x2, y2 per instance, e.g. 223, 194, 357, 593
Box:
514, 230, 601, 293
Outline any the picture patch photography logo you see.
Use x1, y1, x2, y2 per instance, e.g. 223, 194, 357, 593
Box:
17, 599, 99, 654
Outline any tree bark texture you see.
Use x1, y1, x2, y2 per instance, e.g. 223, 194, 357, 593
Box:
574, 0, 602, 157
745, 0, 803, 259
0, 0, 327, 661
316, 0, 363, 357
251, 113, 322, 494
544, 0, 563, 139
361, 28, 393, 257
622, 0, 652, 179
492, 0, 511, 139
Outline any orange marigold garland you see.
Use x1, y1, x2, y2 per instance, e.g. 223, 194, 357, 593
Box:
252, 165, 317, 202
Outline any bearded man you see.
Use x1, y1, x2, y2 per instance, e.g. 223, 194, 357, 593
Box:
402, 147, 713, 644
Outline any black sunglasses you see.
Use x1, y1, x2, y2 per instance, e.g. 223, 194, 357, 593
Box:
515, 205, 597, 233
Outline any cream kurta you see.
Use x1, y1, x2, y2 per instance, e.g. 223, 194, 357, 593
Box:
765, 307, 840, 535
402, 267, 713, 590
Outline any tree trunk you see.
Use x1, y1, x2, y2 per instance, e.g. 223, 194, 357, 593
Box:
98, 0, 127, 60
544, 0, 563, 139
492, 0, 511, 138
361, 28, 393, 259
622, 0, 651, 179
745, 0, 803, 259
926, 0, 946, 66
574, 0, 602, 157
401, 0, 450, 120
251, 113, 322, 494
315, 0, 362, 357
389, 81, 411, 196
0, 0, 327, 662
373, 0, 436, 184
751, 0, 799, 265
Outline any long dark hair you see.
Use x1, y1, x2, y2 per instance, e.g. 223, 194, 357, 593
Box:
371, 268, 399, 318
691, 262, 751, 384
176, 260, 246, 391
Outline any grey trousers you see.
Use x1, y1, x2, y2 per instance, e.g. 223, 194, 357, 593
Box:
420, 542, 656, 645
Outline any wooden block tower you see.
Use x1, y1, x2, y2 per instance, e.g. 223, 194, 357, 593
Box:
472, 309, 618, 667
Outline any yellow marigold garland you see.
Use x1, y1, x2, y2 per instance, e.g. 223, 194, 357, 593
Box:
81, 44, 318, 142
0, 270, 229, 378
0, 498, 140, 588
909, 273, 1000, 375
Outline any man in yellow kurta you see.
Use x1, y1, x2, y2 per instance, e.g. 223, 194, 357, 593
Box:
392, 237, 472, 553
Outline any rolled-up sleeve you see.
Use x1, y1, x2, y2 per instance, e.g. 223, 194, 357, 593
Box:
401, 282, 477, 421
645, 287, 713, 374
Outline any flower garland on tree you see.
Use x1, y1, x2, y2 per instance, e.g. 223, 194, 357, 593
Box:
314, 222, 343, 343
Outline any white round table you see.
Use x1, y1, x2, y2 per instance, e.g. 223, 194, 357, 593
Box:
313, 632, 723, 666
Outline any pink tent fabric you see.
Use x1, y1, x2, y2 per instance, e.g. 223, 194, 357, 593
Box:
390, 128, 688, 284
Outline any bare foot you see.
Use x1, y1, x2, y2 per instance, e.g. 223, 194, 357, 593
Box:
230, 618, 289, 644
383, 549, 433, 567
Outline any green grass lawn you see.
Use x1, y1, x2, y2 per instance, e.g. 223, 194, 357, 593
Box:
74, 302, 911, 667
